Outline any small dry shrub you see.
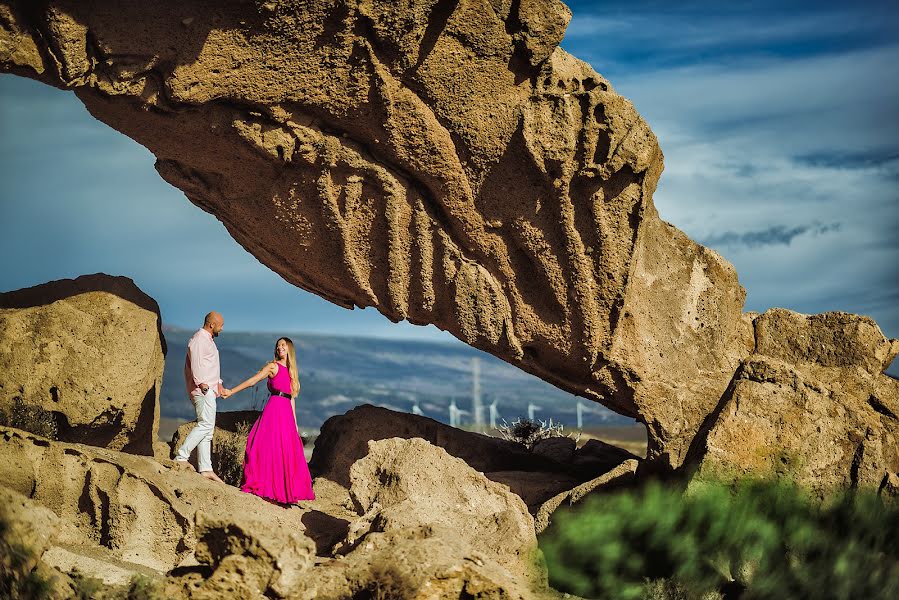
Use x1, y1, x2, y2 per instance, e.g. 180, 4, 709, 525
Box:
212, 421, 252, 487
496, 417, 566, 450
0, 398, 58, 440
354, 559, 418, 600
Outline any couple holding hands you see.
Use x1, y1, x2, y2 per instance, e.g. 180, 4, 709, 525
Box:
173, 311, 315, 505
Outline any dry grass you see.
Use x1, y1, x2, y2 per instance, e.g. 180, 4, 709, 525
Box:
212, 421, 252, 488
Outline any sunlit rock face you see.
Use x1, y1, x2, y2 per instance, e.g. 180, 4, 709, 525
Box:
0, 274, 165, 454
2, 0, 755, 468
687, 309, 899, 500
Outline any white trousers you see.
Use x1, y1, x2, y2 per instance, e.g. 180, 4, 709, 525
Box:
175, 389, 216, 472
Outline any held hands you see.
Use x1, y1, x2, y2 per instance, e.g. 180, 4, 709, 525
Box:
221, 388, 233, 399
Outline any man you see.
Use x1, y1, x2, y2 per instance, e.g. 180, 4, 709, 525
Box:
174, 311, 227, 482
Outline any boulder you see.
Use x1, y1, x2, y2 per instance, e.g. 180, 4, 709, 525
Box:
344, 437, 540, 586
573, 438, 641, 471
0, 274, 165, 455
687, 309, 899, 499
532, 436, 576, 463
187, 511, 315, 599
310, 404, 576, 487
0, 0, 753, 470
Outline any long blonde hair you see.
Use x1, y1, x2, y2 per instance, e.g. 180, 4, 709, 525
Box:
274, 337, 300, 399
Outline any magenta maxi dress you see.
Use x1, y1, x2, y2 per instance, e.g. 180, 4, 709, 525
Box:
241, 363, 315, 503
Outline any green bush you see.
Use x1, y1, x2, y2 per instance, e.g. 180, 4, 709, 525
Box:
0, 511, 52, 600
0, 397, 58, 440
539, 478, 899, 600
213, 421, 252, 487
123, 573, 164, 600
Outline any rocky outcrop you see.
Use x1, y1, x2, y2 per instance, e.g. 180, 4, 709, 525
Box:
0, 424, 561, 598
0, 426, 311, 576
0, 274, 165, 455
311, 404, 583, 485
686, 309, 899, 500
0, 0, 752, 469
310, 403, 638, 516
182, 512, 316, 598
344, 438, 539, 584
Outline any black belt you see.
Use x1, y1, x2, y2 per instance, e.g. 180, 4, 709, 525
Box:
272, 391, 291, 398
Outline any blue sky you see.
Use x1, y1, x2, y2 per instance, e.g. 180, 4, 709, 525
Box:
1, 2, 897, 370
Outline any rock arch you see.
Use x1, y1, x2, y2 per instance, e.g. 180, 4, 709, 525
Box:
3, 1, 894, 477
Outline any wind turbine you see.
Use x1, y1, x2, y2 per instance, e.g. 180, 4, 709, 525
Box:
576, 401, 588, 429
449, 398, 469, 427
489, 397, 500, 428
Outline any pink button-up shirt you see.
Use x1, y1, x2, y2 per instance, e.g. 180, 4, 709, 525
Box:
184, 328, 222, 397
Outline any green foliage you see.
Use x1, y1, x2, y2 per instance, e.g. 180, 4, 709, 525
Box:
213, 421, 252, 487
70, 568, 106, 600
0, 512, 52, 600
0, 397, 58, 440
123, 573, 164, 600
540, 478, 899, 600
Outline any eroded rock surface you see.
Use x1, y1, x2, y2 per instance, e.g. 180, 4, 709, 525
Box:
0, 426, 309, 576
0, 274, 165, 454
0, 0, 752, 469
0, 424, 564, 598
687, 309, 899, 499
346, 438, 538, 580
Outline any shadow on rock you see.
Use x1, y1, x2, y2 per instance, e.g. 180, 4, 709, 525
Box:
300, 510, 350, 556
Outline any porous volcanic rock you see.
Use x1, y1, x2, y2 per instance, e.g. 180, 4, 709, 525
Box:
0, 0, 752, 469
296, 525, 549, 600
0, 274, 165, 455
345, 437, 541, 586
687, 309, 899, 499
0, 426, 311, 575
181, 511, 316, 599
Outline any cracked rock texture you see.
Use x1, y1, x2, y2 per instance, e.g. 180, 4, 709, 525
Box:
0, 274, 165, 455
0, 0, 753, 469
687, 309, 899, 500
0, 425, 567, 598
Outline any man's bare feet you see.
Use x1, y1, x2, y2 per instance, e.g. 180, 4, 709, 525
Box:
199, 470, 224, 483
171, 459, 195, 471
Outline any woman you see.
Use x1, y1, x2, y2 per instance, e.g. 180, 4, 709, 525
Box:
222, 337, 315, 504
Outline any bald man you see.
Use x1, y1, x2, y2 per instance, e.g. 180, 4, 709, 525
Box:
174, 311, 226, 482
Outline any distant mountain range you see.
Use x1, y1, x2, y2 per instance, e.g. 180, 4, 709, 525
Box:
160, 326, 634, 432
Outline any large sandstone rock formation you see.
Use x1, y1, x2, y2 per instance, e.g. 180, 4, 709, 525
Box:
687, 309, 899, 500
0, 0, 752, 469
0, 424, 568, 598
0, 274, 165, 455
